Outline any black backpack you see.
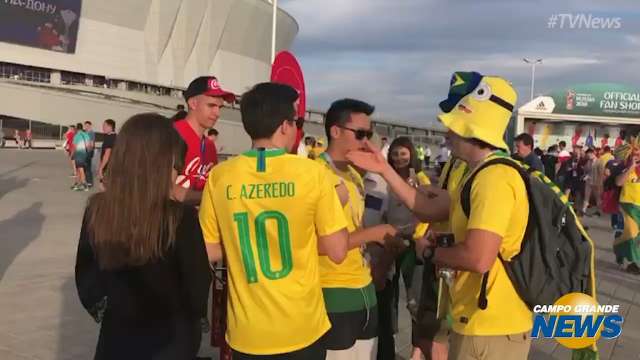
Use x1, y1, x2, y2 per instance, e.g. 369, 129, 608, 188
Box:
460, 157, 595, 310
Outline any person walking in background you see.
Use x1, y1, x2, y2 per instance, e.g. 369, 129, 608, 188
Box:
425, 145, 432, 168
84, 121, 96, 188
436, 143, 450, 173
582, 148, 599, 216
614, 142, 640, 275
75, 113, 212, 359
380, 137, 390, 159
71, 123, 91, 191
25, 128, 33, 149
542, 145, 559, 182
14, 129, 22, 149
513, 133, 543, 172
98, 119, 117, 189
64, 125, 77, 177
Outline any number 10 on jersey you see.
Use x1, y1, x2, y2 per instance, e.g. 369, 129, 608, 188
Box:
233, 211, 293, 283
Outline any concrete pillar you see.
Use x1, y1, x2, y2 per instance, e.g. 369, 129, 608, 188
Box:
50, 71, 61, 85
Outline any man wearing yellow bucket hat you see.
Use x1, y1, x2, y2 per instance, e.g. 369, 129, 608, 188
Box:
347, 71, 533, 359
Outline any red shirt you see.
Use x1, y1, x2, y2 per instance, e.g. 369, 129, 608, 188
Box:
65, 130, 76, 151
174, 119, 218, 191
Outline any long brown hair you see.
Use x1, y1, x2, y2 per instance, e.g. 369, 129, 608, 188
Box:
387, 136, 422, 173
87, 113, 186, 270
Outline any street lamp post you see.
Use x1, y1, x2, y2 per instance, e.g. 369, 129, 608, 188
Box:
523, 58, 542, 101
271, 0, 278, 64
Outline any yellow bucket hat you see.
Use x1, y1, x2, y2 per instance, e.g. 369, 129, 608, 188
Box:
437, 71, 517, 150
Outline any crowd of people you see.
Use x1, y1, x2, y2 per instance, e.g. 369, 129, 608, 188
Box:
63, 120, 116, 192
72, 71, 615, 360
511, 133, 640, 275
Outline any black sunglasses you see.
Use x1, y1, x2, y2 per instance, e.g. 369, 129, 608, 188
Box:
338, 125, 373, 140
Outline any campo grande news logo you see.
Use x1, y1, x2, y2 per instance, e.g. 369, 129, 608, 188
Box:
531, 293, 624, 349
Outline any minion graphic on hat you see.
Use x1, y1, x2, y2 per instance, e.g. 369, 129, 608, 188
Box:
438, 71, 517, 150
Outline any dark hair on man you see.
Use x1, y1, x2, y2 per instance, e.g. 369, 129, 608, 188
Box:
515, 133, 534, 148
84, 121, 92, 126
240, 82, 299, 140
603, 146, 611, 153
177, 104, 185, 110
70, 125, 76, 129
559, 141, 567, 148
104, 119, 116, 131
207, 128, 219, 137
547, 145, 558, 153
324, 98, 375, 142
76, 123, 84, 131
586, 148, 595, 154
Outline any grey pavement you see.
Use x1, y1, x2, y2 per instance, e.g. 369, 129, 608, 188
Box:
0, 150, 639, 360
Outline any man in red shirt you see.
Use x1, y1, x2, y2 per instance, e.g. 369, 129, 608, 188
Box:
65, 125, 77, 177
173, 76, 235, 205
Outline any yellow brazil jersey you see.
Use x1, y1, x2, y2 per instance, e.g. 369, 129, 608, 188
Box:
199, 148, 348, 355
428, 158, 468, 233
316, 153, 372, 289
448, 154, 532, 336
620, 169, 640, 204
412, 171, 432, 239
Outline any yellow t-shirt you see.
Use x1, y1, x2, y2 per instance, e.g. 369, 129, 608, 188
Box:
429, 158, 469, 233
412, 171, 432, 238
448, 156, 532, 335
199, 148, 347, 354
595, 152, 614, 182
316, 154, 372, 289
620, 169, 640, 205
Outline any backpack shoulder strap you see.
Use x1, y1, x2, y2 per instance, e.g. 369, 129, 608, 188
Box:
460, 157, 529, 219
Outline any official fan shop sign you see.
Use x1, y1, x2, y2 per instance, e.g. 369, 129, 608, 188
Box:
550, 83, 640, 118
0, 0, 82, 53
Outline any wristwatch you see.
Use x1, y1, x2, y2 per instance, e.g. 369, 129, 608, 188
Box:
422, 246, 436, 261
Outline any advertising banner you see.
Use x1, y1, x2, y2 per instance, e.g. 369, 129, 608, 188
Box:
0, 0, 82, 53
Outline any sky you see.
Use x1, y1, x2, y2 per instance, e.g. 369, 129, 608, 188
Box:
279, 0, 640, 129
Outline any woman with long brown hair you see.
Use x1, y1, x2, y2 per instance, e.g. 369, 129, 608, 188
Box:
75, 113, 211, 359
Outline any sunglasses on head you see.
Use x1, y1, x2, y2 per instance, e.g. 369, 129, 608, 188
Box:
338, 125, 374, 140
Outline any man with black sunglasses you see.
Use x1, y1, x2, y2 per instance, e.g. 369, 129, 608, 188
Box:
317, 98, 387, 359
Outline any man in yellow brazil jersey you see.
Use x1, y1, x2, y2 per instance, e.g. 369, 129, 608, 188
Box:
346, 72, 533, 360
318, 99, 400, 360
199, 83, 350, 359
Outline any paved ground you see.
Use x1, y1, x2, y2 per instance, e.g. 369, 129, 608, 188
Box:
0, 149, 639, 360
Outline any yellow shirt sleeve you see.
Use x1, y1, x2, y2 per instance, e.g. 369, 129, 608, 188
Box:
466, 166, 520, 238
199, 175, 221, 244
412, 171, 432, 239
315, 167, 349, 236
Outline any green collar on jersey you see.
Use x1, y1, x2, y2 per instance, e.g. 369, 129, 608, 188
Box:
243, 148, 287, 172
242, 148, 287, 157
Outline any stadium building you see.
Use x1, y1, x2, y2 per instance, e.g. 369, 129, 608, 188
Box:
0, 0, 443, 154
